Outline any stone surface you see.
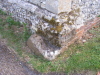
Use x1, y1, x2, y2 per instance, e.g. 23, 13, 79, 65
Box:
27, 34, 44, 56
26, 33, 76, 60
46, 0, 58, 14
58, 0, 71, 13
27, 34, 61, 60
0, 0, 100, 60
22, 0, 71, 14
8, 0, 21, 3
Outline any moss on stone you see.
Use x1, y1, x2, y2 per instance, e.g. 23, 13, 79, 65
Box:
36, 27, 61, 47
39, 8, 80, 47
50, 25, 63, 33
66, 8, 80, 25
75, 8, 80, 13
42, 16, 59, 26
40, 16, 63, 47
49, 18, 57, 26
55, 25, 63, 33
42, 16, 50, 23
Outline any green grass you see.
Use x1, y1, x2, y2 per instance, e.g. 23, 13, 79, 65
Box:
0, 21, 23, 56
0, 9, 100, 74
0, 10, 31, 57
6, 16, 21, 28
0, 9, 6, 15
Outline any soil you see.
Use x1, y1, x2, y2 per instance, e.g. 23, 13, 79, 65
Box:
0, 34, 67, 75
0, 35, 41, 75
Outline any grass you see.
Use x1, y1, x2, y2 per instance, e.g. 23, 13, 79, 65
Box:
0, 9, 100, 74
0, 10, 31, 57
0, 9, 6, 15
6, 16, 21, 28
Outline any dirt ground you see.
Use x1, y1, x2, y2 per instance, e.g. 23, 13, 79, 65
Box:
0, 34, 68, 75
0, 35, 41, 75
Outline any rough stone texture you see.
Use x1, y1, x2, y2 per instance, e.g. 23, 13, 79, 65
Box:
22, 0, 71, 14
27, 34, 61, 60
71, 0, 100, 22
0, 0, 100, 60
46, 0, 58, 14
58, 0, 71, 13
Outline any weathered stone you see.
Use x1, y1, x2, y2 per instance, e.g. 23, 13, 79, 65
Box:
0, 0, 100, 60
8, 0, 21, 3
27, 34, 61, 60
41, 1, 46, 8
27, 34, 42, 55
22, 0, 71, 14
58, 0, 71, 13
45, 0, 58, 14
31, 0, 41, 6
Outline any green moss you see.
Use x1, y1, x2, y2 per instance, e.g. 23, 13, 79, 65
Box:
58, 8, 80, 26
75, 8, 80, 13
42, 16, 50, 23
58, 12, 66, 15
66, 17, 72, 25
42, 16, 59, 26
41, 8, 80, 47
50, 25, 63, 33
66, 8, 80, 25
66, 17, 75, 25
36, 26, 61, 47
41, 16, 63, 47
36, 28, 46, 37
49, 18, 57, 26
55, 25, 63, 33
50, 28, 55, 30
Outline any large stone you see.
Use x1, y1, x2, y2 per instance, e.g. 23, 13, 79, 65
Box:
31, 0, 41, 6
8, 0, 21, 3
18, 1, 37, 13
27, 34, 62, 60
46, 0, 58, 14
27, 34, 44, 55
58, 0, 71, 13
46, 0, 71, 14
27, 33, 77, 60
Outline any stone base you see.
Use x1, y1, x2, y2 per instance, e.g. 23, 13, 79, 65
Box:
0, 0, 100, 60
27, 17, 100, 60
27, 34, 61, 60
